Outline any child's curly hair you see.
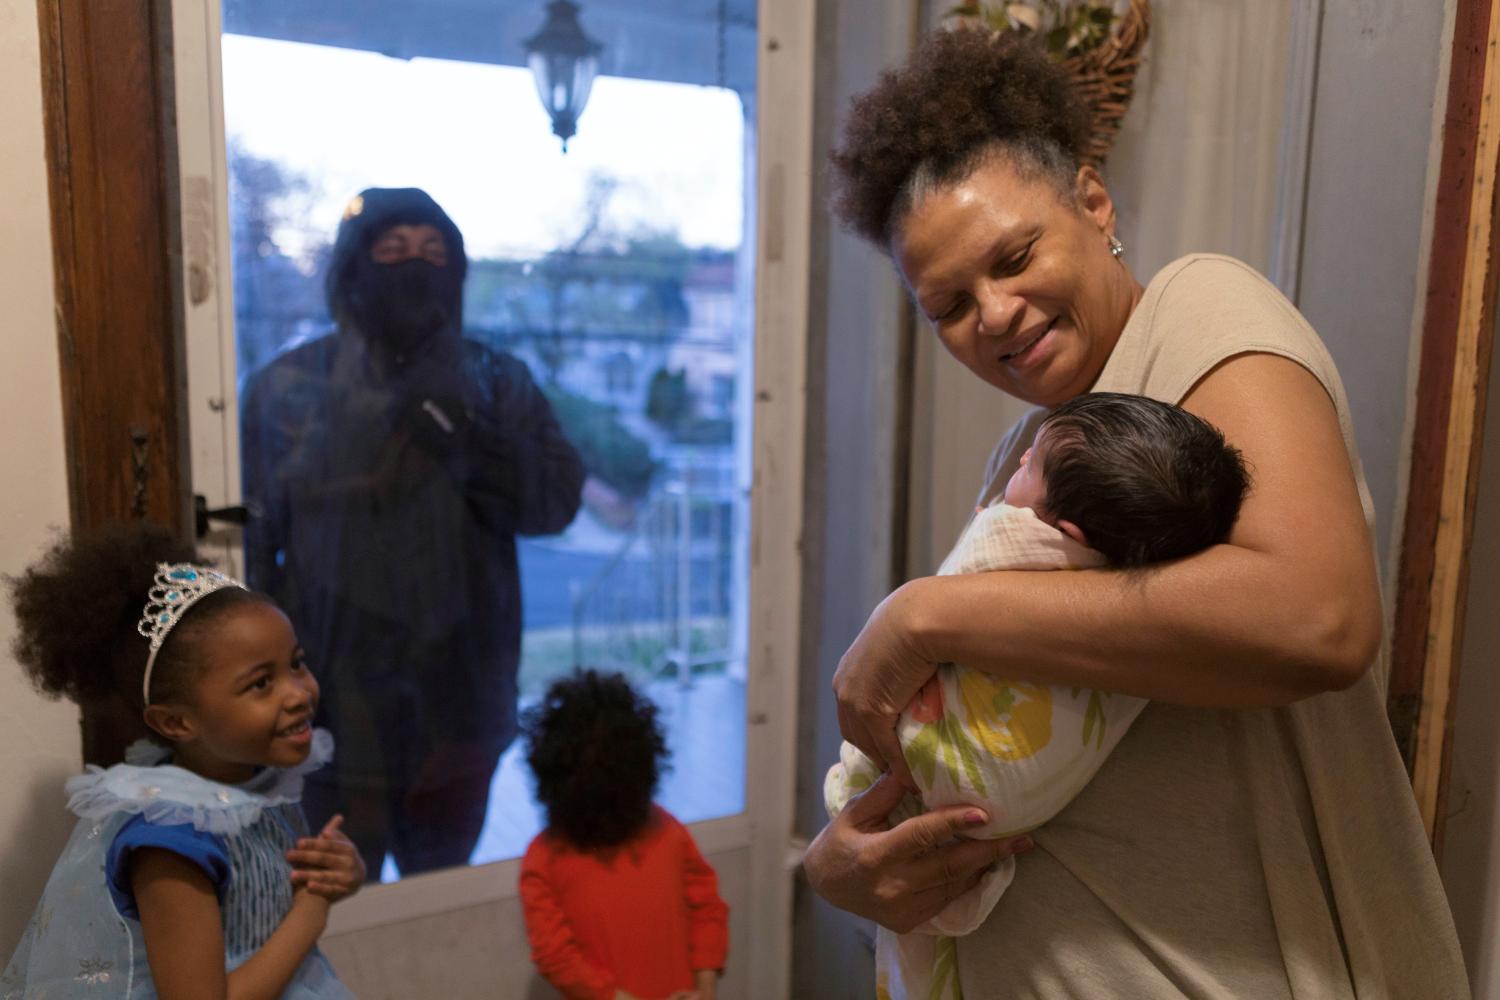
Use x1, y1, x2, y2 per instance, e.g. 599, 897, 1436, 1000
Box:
522, 670, 670, 850
8, 522, 269, 714
830, 27, 1091, 249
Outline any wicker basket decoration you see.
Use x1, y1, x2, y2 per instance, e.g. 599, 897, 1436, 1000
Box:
946, 0, 1151, 168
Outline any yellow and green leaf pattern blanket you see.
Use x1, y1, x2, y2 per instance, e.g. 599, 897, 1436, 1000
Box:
825, 503, 1148, 1000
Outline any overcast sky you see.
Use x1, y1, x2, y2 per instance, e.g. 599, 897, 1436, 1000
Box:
221, 34, 748, 260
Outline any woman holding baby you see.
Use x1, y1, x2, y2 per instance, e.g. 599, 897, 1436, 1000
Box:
801, 26, 1468, 997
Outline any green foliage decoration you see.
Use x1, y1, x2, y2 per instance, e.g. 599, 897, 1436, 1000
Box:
947, 1, 1120, 60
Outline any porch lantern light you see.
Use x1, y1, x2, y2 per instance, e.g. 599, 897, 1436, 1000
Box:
523, 0, 603, 152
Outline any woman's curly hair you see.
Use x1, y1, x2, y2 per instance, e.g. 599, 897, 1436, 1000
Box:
8, 522, 268, 714
522, 670, 670, 850
830, 27, 1092, 248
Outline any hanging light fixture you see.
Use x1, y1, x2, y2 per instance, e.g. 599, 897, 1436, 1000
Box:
523, 0, 603, 152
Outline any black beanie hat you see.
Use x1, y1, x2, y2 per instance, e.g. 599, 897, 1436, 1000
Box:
325, 187, 468, 327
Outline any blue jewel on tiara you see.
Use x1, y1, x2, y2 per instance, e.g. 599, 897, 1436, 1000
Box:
137, 562, 245, 704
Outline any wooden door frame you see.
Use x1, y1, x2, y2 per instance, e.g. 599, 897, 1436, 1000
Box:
1388, 0, 1500, 852
36, 0, 190, 764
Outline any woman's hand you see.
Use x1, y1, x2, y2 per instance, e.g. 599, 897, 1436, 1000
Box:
832, 582, 942, 789
287, 814, 366, 901
802, 772, 1033, 933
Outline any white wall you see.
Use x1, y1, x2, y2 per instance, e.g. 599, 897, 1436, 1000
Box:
0, 0, 86, 961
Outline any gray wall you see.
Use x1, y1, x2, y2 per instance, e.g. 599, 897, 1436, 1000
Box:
792, 2, 919, 997
1295, 0, 1448, 576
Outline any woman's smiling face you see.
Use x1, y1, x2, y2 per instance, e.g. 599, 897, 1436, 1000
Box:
892, 154, 1140, 407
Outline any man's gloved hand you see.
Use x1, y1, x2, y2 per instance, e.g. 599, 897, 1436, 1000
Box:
399, 359, 474, 455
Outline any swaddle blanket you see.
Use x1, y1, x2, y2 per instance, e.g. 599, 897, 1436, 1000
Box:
824, 503, 1148, 1000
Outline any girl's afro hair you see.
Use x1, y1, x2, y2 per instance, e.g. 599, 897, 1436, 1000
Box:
8, 522, 196, 707
521, 670, 670, 850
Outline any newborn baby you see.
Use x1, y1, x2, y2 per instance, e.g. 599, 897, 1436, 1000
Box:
825, 392, 1250, 1000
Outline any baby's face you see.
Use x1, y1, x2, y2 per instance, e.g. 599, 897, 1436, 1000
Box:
1003, 426, 1050, 513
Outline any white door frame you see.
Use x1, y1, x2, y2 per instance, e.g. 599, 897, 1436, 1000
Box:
174, 0, 243, 575
742, 1, 816, 995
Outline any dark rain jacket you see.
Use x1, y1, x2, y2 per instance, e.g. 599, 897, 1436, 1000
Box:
239, 189, 584, 785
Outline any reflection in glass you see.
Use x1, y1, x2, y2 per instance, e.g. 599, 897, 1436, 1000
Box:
240, 187, 587, 881
523, 0, 603, 149
221, 0, 756, 882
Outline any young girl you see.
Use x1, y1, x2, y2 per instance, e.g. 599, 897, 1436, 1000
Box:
2, 524, 363, 999
519, 670, 728, 1000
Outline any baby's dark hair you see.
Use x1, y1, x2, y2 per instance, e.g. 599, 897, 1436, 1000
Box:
8, 522, 272, 716
521, 670, 669, 850
1037, 393, 1251, 567
830, 28, 1091, 248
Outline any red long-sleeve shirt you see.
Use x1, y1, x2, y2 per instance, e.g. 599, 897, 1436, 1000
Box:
519, 806, 729, 1000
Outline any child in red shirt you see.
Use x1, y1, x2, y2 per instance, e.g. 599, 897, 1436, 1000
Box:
519, 670, 729, 1000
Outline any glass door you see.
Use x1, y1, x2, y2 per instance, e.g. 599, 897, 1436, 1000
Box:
175, 0, 813, 993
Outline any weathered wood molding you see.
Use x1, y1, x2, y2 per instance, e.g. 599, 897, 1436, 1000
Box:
1390, 0, 1500, 850
36, 0, 189, 536
35, 0, 189, 766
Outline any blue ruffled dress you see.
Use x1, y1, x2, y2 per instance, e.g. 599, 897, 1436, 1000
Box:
1, 731, 355, 999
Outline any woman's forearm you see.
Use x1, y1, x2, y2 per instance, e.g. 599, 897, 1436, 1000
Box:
901, 540, 1381, 708
226, 893, 330, 1000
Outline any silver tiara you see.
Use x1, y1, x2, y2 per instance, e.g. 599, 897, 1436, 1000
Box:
137, 562, 245, 704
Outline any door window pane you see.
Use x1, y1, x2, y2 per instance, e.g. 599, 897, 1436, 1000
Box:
222, 0, 755, 881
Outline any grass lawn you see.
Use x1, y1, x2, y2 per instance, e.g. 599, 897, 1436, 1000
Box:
517, 616, 731, 697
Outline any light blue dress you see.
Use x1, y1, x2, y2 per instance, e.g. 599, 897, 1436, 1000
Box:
2, 731, 355, 999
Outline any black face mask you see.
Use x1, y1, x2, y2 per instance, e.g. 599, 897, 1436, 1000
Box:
344, 257, 458, 356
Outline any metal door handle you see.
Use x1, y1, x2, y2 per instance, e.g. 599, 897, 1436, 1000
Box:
194, 493, 251, 538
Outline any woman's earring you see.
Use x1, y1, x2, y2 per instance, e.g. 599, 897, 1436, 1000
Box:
1108, 235, 1125, 258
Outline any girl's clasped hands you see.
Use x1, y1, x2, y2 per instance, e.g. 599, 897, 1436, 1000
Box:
287, 814, 366, 901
